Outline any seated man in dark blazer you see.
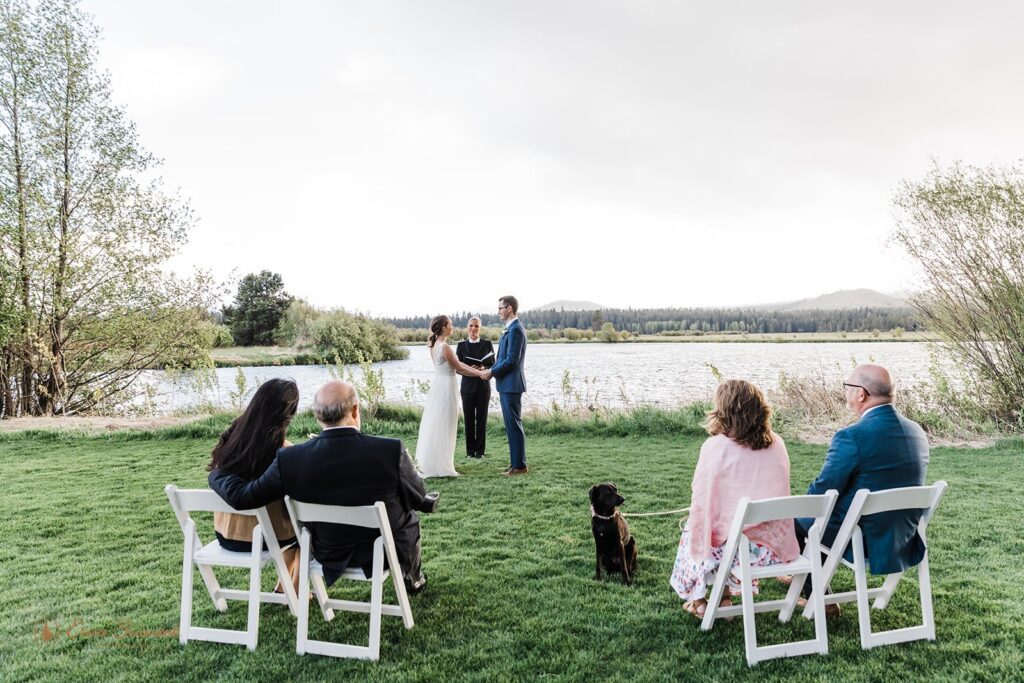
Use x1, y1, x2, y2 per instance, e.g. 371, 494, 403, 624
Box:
209, 380, 439, 594
795, 364, 929, 613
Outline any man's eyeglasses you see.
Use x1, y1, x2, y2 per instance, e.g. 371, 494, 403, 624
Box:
843, 382, 870, 396
498, 305, 510, 311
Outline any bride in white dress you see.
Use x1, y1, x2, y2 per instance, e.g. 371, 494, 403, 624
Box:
415, 315, 487, 477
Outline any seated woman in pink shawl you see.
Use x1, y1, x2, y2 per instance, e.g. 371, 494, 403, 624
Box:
669, 379, 799, 617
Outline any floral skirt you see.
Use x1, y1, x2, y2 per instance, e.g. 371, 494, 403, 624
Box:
669, 525, 784, 601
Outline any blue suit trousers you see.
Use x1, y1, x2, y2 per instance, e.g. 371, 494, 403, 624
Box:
499, 392, 526, 469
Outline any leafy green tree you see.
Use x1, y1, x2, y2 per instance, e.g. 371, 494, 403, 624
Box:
599, 321, 619, 342
0, 0, 216, 416
893, 161, 1024, 424
223, 270, 292, 346
273, 297, 320, 346
309, 309, 408, 364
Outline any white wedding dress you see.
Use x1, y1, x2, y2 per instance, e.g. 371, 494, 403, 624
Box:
414, 342, 460, 478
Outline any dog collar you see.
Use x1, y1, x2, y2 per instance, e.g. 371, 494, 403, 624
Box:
590, 505, 619, 520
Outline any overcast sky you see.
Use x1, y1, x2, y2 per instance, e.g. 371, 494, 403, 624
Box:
84, 0, 1024, 317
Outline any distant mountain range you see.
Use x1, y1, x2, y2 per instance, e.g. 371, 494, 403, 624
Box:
529, 290, 907, 313
767, 289, 908, 311
528, 299, 607, 312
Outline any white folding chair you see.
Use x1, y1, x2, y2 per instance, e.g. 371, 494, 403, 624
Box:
284, 497, 415, 661
700, 490, 838, 667
165, 485, 299, 651
800, 481, 948, 649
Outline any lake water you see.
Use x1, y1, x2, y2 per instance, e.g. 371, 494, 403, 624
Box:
140, 342, 944, 414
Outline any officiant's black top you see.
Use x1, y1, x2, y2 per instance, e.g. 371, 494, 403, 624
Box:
456, 338, 494, 395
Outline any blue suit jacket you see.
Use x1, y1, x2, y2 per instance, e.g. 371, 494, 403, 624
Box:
799, 404, 929, 575
490, 319, 527, 394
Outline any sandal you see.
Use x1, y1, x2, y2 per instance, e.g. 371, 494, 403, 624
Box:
683, 599, 708, 617
683, 594, 733, 621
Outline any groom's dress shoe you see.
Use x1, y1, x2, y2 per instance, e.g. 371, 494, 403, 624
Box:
503, 467, 529, 476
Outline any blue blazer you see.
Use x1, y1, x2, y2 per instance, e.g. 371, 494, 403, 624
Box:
490, 319, 527, 394
799, 404, 929, 575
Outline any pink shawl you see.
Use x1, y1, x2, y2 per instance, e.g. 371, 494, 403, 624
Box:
687, 433, 800, 562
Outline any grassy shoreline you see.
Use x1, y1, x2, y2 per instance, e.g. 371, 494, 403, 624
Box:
208, 346, 325, 368
209, 333, 931, 367
2, 417, 1022, 681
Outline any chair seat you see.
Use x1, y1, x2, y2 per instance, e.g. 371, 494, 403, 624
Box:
194, 540, 271, 568
309, 558, 391, 582
748, 557, 812, 580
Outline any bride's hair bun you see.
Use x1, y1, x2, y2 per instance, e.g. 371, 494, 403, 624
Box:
428, 315, 450, 348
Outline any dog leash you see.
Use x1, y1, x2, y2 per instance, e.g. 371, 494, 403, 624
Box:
620, 507, 690, 518
620, 506, 692, 531
592, 506, 692, 530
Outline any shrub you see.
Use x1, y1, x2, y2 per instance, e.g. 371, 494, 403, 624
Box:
197, 322, 234, 349
310, 310, 408, 363
274, 298, 321, 346
893, 160, 1024, 425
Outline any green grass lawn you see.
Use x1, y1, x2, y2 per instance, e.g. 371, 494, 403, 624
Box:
1, 417, 1022, 682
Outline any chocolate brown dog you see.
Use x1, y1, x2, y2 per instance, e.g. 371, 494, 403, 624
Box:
589, 482, 638, 585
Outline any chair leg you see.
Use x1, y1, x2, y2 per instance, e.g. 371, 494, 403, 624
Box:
873, 571, 903, 610
918, 554, 936, 640
296, 530, 311, 655
807, 532, 828, 654
246, 530, 262, 652
311, 570, 336, 622
739, 541, 759, 666
852, 531, 874, 649
779, 572, 807, 622
180, 526, 194, 645
701, 533, 740, 631
368, 540, 385, 661
191, 530, 227, 612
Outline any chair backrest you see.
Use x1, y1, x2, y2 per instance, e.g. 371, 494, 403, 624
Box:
284, 498, 401, 588
164, 484, 275, 544
820, 480, 948, 580
856, 481, 948, 518
284, 498, 387, 530
839, 481, 948, 547
738, 491, 839, 527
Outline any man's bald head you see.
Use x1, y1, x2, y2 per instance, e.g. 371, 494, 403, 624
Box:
850, 364, 894, 399
844, 364, 894, 416
313, 381, 360, 427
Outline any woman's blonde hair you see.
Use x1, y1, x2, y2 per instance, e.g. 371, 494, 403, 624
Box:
705, 379, 774, 450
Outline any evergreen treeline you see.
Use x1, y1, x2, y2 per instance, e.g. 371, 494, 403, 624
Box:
384, 307, 920, 334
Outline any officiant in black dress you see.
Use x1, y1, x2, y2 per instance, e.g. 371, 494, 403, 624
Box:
456, 317, 494, 458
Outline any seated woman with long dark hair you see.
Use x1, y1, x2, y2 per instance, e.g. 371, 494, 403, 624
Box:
207, 378, 301, 591
669, 379, 799, 618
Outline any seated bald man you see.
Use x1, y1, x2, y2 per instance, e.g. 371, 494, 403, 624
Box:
794, 364, 929, 609
209, 381, 438, 594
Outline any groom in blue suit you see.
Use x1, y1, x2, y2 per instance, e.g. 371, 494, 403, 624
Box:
482, 295, 528, 476
795, 364, 929, 610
